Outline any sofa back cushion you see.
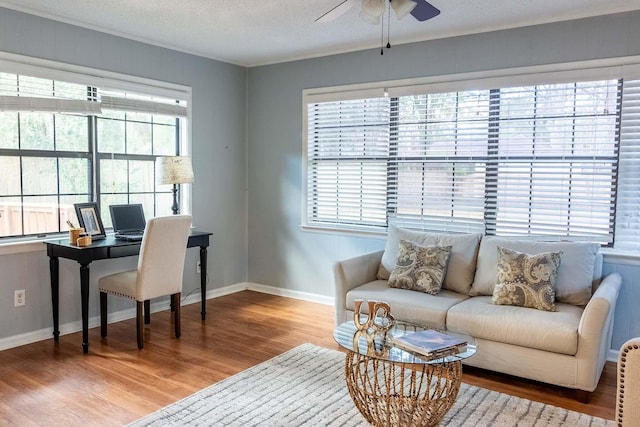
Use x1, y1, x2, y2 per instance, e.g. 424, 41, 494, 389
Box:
470, 237, 600, 306
378, 224, 482, 295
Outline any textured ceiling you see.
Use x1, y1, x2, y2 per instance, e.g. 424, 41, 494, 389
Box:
0, 0, 638, 67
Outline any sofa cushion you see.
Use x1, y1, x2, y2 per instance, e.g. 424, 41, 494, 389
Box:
470, 237, 599, 306
492, 247, 561, 312
346, 280, 469, 329
447, 296, 583, 355
388, 241, 451, 295
378, 224, 482, 294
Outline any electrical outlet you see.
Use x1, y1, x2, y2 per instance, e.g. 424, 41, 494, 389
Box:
196, 260, 201, 274
14, 289, 25, 307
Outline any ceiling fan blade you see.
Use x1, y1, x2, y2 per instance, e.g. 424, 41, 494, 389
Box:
316, 0, 355, 23
410, 0, 440, 22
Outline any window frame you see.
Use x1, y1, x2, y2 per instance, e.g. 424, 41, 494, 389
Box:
302, 57, 640, 248
0, 52, 192, 244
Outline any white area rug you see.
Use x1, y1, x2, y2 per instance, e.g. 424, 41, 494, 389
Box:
129, 343, 614, 426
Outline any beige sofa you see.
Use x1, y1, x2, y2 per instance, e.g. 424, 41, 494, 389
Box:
334, 226, 622, 401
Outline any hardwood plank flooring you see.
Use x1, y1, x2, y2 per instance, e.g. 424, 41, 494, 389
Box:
0, 291, 616, 425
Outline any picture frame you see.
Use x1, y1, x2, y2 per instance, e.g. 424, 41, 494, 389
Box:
73, 202, 106, 240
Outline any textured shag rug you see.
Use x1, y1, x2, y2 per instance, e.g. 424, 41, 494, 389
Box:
129, 343, 614, 426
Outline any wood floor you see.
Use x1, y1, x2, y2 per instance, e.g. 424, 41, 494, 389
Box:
0, 291, 616, 426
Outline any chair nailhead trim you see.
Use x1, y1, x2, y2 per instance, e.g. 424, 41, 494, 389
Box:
617, 343, 639, 426
99, 289, 136, 300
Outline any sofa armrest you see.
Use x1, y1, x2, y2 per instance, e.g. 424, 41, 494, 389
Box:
333, 250, 384, 325
576, 271, 622, 391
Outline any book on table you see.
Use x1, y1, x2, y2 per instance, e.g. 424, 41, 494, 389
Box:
390, 329, 467, 359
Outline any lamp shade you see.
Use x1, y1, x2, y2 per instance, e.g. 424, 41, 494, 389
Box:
157, 156, 194, 185
390, 0, 417, 19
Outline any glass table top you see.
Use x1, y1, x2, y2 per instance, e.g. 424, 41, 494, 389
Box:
333, 320, 477, 365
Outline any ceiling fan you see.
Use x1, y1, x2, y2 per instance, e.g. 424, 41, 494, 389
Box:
315, 0, 440, 24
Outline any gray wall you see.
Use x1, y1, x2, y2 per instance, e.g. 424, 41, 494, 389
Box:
246, 11, 640, 351
0, 7, 247, 339
1, 6, 639, 354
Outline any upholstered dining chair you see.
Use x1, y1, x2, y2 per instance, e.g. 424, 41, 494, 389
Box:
617, 337, 640, 426
99, 214, 192, 349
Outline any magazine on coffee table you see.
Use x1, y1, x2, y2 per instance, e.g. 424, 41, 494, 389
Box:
390, 329, 467, 359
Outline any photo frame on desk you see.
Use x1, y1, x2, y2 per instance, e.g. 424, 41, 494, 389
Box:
74, 202, 106, 240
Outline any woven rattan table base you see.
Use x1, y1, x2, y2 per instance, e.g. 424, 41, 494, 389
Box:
344, 351, 462, 427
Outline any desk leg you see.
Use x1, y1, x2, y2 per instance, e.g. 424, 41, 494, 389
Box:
79, 263, 90, 354
200, 246, 207, 320
49, 256, 60, 341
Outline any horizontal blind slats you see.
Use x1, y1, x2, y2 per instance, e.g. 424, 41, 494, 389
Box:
307, 98, 390, 228
614, 79, 640, 250
305, 78, 639, 247
0, 95, 101, 114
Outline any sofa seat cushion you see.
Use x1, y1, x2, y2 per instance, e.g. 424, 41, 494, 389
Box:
447, 296, 583, 355
346, 280, 469, 329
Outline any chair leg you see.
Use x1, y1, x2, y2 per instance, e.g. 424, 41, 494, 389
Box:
136, 301, 144, 349
100, 292, 107, 338
173, 293, 181, 339
144, 300, 151, 324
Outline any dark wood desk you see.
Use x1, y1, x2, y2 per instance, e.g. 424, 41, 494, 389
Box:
46, 231, 212, 353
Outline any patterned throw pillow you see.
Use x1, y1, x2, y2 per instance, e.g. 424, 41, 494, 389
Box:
388, 240, 452, 295
492, 246, 562, 311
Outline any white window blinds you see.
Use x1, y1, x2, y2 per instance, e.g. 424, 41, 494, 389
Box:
305, 73, 640, 248
488, 81, 619, 242
100, 94, 187, 117
307, 98, 390, 229
615, 79, 640, 251
389, 90, 490, 233
0, 72, 101, 114
387, 81, 620, 243
0, 73, 188, 117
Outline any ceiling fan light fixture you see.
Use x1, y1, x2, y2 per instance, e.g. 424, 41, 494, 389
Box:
360, 0, 385, 24
359, 9, 381, 25
390, 0, 417, 20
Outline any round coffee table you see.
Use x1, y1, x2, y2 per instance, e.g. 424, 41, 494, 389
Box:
334, 320, 476, 427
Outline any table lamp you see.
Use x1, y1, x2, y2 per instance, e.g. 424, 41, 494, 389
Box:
157, 156, 194, 215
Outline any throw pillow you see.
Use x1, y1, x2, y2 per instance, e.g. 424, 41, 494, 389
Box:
388, 240, 452, 295
492, 246, 562, 312
470, 236, 599, 306
378, 223, 482, 294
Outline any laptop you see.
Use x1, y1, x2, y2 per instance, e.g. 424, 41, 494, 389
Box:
109, 204, 146, 241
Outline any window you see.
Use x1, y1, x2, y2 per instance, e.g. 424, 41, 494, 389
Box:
304, 66, 640, 250
0, 59, 189, 240
306, 97, 389, 228
96, 89, 187, 228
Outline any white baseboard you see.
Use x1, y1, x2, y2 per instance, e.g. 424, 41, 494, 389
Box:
0, 282, 332, 352
244, 282, 334, 306
0, 298, 173, 352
